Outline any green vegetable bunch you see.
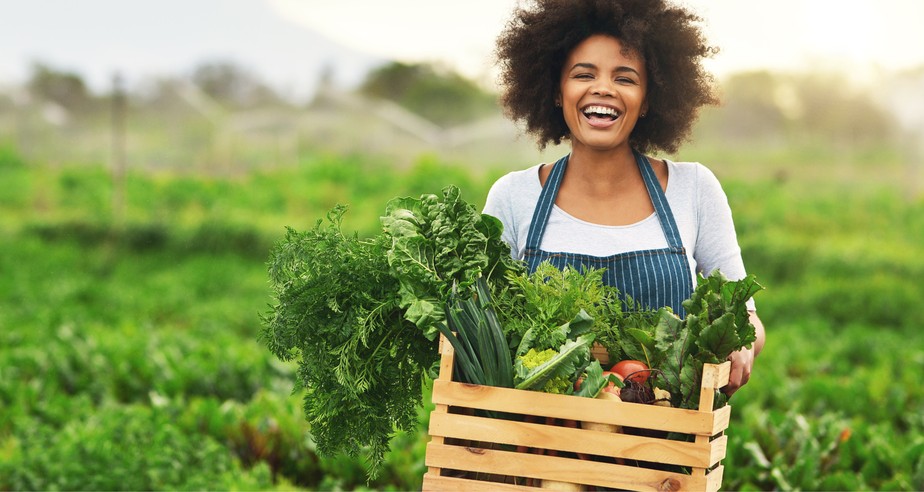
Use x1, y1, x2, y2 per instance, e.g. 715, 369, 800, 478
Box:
516, 347, 579, 395
512, 310, 597, 395
438, 278, 514, 389
383, 186, 524, 340
496, 263, 623, 355
624, 271, 764, 409
261, 207, 424, 476
261, 186, 521, 477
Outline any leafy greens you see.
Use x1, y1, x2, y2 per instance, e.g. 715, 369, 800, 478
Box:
261, 186, 520, 477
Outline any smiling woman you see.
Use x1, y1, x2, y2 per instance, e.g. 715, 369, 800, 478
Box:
484, 0, 765, 396
556, 35, 648, 157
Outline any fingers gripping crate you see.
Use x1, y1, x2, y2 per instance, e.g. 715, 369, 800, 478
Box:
422, 334, 732, 491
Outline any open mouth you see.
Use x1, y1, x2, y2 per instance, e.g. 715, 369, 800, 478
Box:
581, 105, 620, 121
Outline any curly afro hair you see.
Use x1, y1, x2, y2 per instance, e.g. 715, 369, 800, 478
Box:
495, 0, 719, 154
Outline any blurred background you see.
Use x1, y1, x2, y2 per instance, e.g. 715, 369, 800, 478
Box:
1, 1, 922, 490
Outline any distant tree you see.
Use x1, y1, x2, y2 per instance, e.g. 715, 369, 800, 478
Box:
359, 61, 498, 126
190, 61, 283, 109
27, 62, 94, 112
716, 71, 789, 141
792, 72, 896, 146
698, 69, 897, 149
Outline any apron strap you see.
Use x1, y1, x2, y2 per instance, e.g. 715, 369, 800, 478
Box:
633, 149, 685, 251
525, 151, 686, 253
524, 153, 569, 252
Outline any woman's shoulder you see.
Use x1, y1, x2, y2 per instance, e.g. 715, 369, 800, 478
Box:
665, 159, 725, 195
483, 163, 544, 216
485, 163, 544, 203
665, 159, 714, 178
490, 163, 543, 190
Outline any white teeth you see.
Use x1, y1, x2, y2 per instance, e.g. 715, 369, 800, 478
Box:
582, 105, 619, 116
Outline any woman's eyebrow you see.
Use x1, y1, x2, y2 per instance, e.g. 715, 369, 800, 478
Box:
568, 62, 597, 71
568, 63, 640, 76
614, 66, 641, 76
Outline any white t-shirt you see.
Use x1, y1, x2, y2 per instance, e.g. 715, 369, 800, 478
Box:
483, 158, 756, 310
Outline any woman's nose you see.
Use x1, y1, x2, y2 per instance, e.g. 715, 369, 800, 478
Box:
591, 79, 615, 97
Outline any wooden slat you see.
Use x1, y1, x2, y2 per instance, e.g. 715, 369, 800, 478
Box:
426, 335, 731, 490
428, 337, 454, 478
437, 335, 455, 382
710, 404, 732, 435
706, 464, 725, 492
422, 473, 535, 491
708, 435, 729, 469
431, 380, 721, 436
702, 362, 731, 390
429, 411, 724, 468
425, 441, 714, 491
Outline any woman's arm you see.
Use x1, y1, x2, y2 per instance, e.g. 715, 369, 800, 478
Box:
724, 311, 765, 396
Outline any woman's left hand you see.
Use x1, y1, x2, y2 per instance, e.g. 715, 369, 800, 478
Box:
725, 346, 755, 396
723, 311, 765, 397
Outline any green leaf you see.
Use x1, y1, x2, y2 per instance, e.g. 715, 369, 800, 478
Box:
441, 278, 513, 388
514, 334, 594, 391
516, 326, 538, 357
697, 312, 740, 362
564, 309, 595, 339
679, 356, 701, 408
381, 186, 523, 340
573, 360, 624, 398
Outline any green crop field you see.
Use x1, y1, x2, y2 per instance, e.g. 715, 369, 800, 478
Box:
1, 140, 922, 491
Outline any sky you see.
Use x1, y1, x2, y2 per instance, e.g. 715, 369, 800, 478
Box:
3, 0, 924, 97
267, 0, 924, 83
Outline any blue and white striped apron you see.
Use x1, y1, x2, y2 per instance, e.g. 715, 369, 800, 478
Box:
524, 150, 694, 316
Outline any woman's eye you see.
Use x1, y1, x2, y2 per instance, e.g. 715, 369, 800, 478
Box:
575, 73, 594, 79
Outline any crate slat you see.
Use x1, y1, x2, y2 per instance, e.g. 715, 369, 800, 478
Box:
429, 411, 727, 468
425, 441, 720, 492
425, 334, 732, 490
421, 473, 535, 491
431, 379, 728, 436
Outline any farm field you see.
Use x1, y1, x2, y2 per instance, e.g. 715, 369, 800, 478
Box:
1, 143, 922, 491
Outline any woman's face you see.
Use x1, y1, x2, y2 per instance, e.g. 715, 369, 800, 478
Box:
558, 34, 648, 154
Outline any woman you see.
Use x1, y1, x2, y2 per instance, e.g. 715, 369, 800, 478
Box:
484, 0, 765, 395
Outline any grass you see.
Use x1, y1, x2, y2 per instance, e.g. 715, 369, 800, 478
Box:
1, 143, 922, 490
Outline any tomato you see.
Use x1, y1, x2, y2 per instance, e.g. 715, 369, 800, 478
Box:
611, 360, 650, 384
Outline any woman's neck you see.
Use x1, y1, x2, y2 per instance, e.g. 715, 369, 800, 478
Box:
565, 145, 640, 192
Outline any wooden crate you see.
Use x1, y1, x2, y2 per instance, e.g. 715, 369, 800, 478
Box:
422, 335, 732, 491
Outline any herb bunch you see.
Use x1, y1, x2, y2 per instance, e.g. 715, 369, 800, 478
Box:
261, 206, 429, 475
496, 263, 623, 355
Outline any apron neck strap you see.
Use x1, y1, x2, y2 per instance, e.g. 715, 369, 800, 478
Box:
525, 150, 685, 251
633, 149, 684, 250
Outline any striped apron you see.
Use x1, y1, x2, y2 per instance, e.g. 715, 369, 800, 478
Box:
523, 150, 694, 316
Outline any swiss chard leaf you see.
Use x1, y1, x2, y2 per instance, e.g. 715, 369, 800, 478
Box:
382, 186, 523, 340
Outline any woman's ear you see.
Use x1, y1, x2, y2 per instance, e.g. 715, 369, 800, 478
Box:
640, 99, 649, 117
554, 93, 562, 107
